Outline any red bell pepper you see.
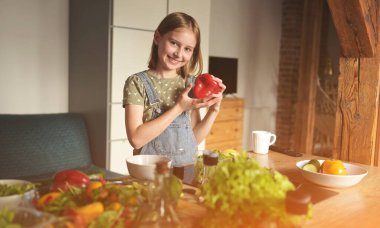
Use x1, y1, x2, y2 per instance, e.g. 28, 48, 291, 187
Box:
51, 169, 90, 191
193, 73, 222, 99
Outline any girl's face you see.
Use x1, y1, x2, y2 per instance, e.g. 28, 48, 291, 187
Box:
154, 27, 197, 76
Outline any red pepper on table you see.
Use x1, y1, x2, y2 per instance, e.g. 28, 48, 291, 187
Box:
193, 73, 222, 99
51, 169, 90, 191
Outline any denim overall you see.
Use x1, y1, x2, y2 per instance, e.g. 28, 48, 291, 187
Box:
137, 72, 197, 182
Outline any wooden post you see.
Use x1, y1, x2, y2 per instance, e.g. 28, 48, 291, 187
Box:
328, 0, 380, 165
294, 0, 324, 154
334, 58, 380, 165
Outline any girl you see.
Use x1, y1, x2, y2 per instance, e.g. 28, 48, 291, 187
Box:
123, 12, 225, 182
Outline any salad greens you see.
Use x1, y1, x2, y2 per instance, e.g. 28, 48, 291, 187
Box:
199, 151, 308, 227
88, 210, 125, 228
37, 177, 183, 227
194, 149, 239, 185
0, 208, 21, 228
0, 183, 35, 197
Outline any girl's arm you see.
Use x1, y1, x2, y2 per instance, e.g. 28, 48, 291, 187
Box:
125, 103, 182, 149
125, 85, 212, 149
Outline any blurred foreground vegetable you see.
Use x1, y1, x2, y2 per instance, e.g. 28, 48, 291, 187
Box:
36, 176, 183, 227
51, 170, 90, 192
200, 152, 310, 227
37, 182, 144, 227
0, 208, 20, 228
0, 182, 35, 197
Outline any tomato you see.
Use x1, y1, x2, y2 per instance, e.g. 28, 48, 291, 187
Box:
193, 73, 222, 98
51, 169, 90, 191
64, 208, 86, 228
321, 159, 348, 175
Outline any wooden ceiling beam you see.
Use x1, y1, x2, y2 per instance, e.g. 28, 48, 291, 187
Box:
327, 0, 377, 57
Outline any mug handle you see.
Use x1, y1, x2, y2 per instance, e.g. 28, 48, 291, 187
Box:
269, 134, 276, 145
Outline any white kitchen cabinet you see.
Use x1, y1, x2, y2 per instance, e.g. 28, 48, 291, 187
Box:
69, 0, 210, 173
111, 28, 153, 103
110, 140, 133, 175
110, 104, 125, 140
113, 0, 167, 30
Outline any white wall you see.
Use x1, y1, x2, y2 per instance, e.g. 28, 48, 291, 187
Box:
209, 0, 282, 150
0, 0, 68, 114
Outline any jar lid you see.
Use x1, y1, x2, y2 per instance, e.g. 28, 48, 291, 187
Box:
285, 188, 311, 215
203, 151, 219, 166
156, 160, 170, 174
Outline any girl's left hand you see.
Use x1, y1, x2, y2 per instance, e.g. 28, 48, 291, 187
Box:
205, 76, 226, 112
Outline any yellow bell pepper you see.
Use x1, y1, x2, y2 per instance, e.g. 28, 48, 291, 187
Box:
75, 202, 104, 225
36, 191, 62, 209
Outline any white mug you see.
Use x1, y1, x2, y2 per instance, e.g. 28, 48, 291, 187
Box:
251, 130, 276, 154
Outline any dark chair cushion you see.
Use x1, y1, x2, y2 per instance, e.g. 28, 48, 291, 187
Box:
0, 113, 93, 179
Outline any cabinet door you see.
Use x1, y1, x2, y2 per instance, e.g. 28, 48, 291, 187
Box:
111, 28, 153, 103
109, 140, 133, 175
113, 0, 167, 30
110, 104, 126, 140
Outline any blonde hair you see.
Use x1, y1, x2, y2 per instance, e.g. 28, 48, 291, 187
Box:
148, 12, 203, 79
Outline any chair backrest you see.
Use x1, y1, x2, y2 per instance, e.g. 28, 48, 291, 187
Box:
0, 113, 92, 179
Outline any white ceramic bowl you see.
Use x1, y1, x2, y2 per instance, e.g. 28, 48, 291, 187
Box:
296, 160, 368, 188
0, 179, 36, 209
126, 155, 172, 181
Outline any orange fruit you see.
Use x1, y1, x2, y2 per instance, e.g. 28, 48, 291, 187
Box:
321, 159, 347, 175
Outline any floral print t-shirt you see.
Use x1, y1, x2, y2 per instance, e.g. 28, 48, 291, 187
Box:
123, 70, 192, 122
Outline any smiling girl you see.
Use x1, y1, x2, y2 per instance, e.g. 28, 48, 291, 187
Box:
123, 12, 225, 182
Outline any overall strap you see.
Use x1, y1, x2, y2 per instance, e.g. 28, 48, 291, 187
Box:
136, 71, 162, 115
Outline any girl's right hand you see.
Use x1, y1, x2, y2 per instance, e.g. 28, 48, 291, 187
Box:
176, 84, 221, 112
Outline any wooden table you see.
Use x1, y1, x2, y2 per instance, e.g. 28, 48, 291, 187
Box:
29, 151, 380, 227
252, 152, 380, 227
178, 151, 380, 227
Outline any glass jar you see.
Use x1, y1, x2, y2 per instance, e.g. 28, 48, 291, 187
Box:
285, 187, 311, 227
201, 151, 219, 185
133, 161, 181, 228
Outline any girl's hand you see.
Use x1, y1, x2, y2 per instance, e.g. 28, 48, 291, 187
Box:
206, 76, 226, 113
176, 84, 204, 111
176, 76, 225, 112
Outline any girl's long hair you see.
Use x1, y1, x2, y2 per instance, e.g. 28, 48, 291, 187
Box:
148, 12, 203, 79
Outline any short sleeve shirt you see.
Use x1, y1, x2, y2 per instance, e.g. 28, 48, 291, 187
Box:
123, 70, 192, 122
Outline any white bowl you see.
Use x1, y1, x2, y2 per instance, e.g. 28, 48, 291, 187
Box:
126, 155, 172, 181
0, 179, 36, 209
296, 160, 368, 188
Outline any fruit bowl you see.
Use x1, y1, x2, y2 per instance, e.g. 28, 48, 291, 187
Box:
126, 155, 172, 181
0, 179, 36, 209
296, 160, 368, 188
